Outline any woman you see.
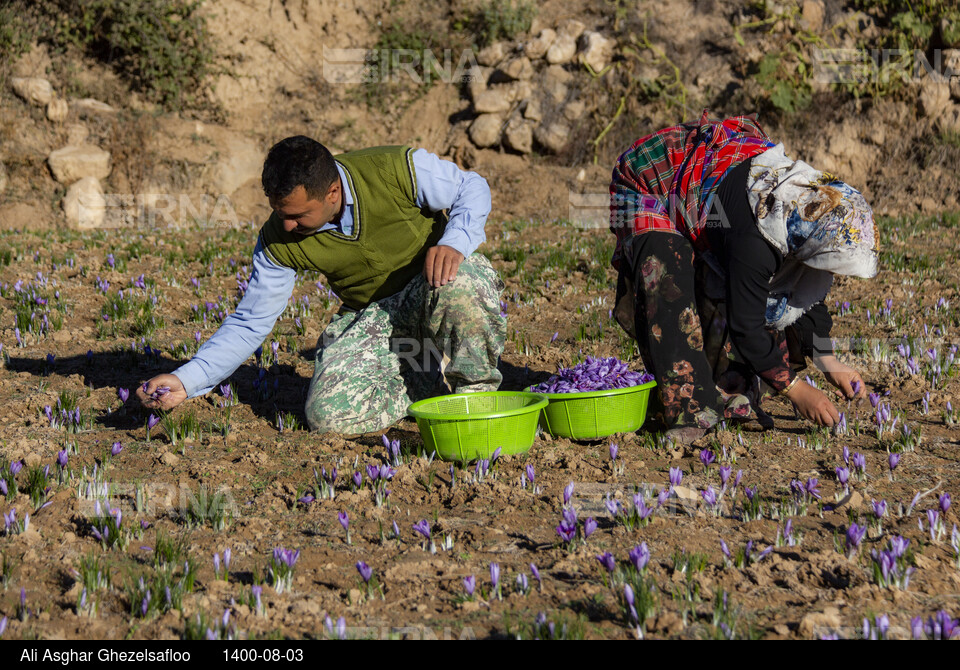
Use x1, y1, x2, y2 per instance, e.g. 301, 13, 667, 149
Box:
609, 111, 875, 443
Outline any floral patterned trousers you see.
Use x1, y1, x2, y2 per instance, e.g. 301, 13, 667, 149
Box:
614, 231, 774, 430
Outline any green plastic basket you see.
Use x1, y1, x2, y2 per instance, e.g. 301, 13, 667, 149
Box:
408, 391, 548, 462
534, 380, 657, 441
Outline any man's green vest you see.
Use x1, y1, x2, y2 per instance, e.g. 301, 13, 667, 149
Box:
258, 146, 446, 310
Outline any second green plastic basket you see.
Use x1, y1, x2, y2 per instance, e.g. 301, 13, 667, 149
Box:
534, 380, 657, 441
408, 391, 548, 462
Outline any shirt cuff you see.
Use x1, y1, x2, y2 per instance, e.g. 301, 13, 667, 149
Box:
436, 227, 473, 258
171, 361, 214, 398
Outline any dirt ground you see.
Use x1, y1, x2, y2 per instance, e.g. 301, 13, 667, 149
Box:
1, 0, 959, 641
0, 208, 957, 639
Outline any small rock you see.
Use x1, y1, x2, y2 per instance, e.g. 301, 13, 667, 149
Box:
546, 34, 577, 64
469, 114, 503, 148
24, 453, 41, 467
46, 97, 69, 123
348, 588, 363, 603
578, 31, 614, 73
473, 89, 513, 114
798, 607, 842, 638
63, 177, 106, 229
542, 65, 573, 102
465, 66, 490, 103
563, 99, 586, 121
159, 451, 180, 466
525, 29, 556, 59
48, 144, 112, 184
801, 0, 825, 31
460, 600, 480, 613
945, 50, 960, 100
503, 118, 534, 154
72, 98, 116, 116
557, 19, 586, 41
498, 56, 534, 81
477, 43, 507, 66
523, 97, 542, 121
919, 79, 952, 120
534, 121, 571, 153
11, 77, 53, 106
66, 123, 90, 146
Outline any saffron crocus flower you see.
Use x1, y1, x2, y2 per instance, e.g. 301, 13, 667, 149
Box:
873, 499, 888, 519
556, 523, 577, 543
491, 447, 502, 464
609, 443, 618, 461
338, 512, 349, 531
490, 562, 500, 588
530, 563, 541, 587
583, 517, 597, 538
669, 467, 683, 488
719, 465, 732, 488
57, 450, 68, 467
835, 466, 850, 488
463, 575, 476, 597
846, 523, 867, 554
563, 482, 574, 506
412, 520, 431, 539
355, 561, 372, 584
596, 552, 616, 572
525, 464, 535, 484
701, 486, 717, 507
117, 388, 129, 403
940, 493, 952, 514
111, 442, 123, 456
629, 543, 650, 572
352, 471, 362, 489
699, 449, 715, 469
842, 445, 850, 464
888, 452, 901, 475
924, 610, 960, 640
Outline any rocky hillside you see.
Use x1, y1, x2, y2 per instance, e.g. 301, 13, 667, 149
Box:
1, 0, 958, 233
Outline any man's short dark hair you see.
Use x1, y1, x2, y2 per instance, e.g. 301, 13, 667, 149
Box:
261, 136, 338, 201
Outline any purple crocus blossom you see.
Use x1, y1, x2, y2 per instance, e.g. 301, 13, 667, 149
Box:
412, 520, 431, 539
490, 563, 500, 588
889, 452, 901, 471
583, 517, 597, 538
701, 486, 718, 507
940, 492, 951, 514
873, 499, 888, 519
669, 467, 683, 488
629, 543, 650, 572
525, 464, 535, 484
609, 443, 618, 461
699, 449, 715, 469
846, 523, 867, 552
356, 561, 373, 584
338, 512, 349, 531
595, 552, 616, 572
111, 442, 123, 456
563, 482, 574, 505
117, 388, 129, 403
463, 575, 476, 596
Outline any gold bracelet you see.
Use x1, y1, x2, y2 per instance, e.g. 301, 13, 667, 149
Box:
779, 375, 801, 397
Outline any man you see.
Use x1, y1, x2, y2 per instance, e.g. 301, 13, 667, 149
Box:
138, 137, 506, 435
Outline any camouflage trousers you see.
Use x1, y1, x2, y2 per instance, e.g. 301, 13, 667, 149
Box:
305, 254, 507, 434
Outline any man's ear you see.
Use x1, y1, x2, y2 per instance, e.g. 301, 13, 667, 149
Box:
325, 179, 341, 204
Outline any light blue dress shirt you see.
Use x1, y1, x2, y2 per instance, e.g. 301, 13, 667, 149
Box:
173, 149, 491, 397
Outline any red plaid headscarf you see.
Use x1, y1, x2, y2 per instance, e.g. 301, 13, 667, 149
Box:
609, 110, 774, 270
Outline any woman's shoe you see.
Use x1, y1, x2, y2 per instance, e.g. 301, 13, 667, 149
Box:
663, 426, 708, 446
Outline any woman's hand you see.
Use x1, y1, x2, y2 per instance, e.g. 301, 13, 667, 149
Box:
137, 374, 188, 412
786, 379, 841, 427
815, 355, 867, 400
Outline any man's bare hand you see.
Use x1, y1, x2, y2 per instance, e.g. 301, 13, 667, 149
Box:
137, 374, 187, 412
423, 245, 464, 288
786, 379, 841, 427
